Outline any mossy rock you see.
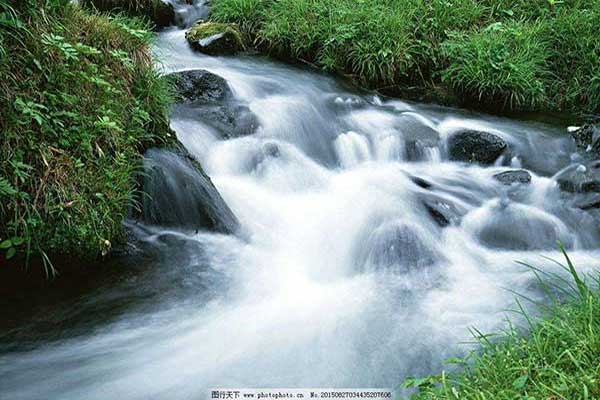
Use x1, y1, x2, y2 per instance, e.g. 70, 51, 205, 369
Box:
185, 21, 244, 55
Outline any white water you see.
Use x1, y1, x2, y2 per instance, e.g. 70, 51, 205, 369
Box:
1, 10, 600, 400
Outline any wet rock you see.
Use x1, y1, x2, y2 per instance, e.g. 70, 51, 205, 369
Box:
420, 194, 466, 227
569, 124, 600, 159
556, 161, 600, 193
176, 104, 259, 139
447, 129, 507, 165
407, 174, 433, 190
171, 69, 231, 104
573, 193, 600, 210
136, 148, 239, 233
169, 69, 260, 138
185, 22, 243, 55
397, 114, 441, 161
329, 95, 368, 113
153, 0, 176, 27
464, 201, 573, 250
362, 221, 439, 274
493, 169, 532, 185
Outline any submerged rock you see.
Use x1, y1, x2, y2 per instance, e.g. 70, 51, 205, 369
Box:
556, 161, 600, 193
136, 148, 239, 233
185, 21, 243, 55
362, 221, 439, 274
463, 201, 573, 250
397, 113, 441, 161
447, 129, 507, 165
169, 69, 259, 138
420, 194, 466, 227
493, 169, 532, 185
569, 124, 600, 159
406, 174, 433, 190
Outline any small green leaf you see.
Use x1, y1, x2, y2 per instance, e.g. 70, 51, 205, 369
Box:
10, 237, 24, 246
6, 247, 16, 259
512, 375, 528, 390
0, 239, 12, 249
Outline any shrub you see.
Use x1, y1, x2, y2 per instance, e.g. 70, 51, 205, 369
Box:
0, 2, 172, 272
442, 21, 549, 109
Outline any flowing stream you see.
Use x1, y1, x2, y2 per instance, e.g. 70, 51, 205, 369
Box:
1, 3, 600, 399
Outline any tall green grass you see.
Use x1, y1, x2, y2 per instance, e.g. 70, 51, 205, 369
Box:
0, 1, 172, 273
212, 0, 600, 113
405, 248, 600, 399
442, 21, 549, 110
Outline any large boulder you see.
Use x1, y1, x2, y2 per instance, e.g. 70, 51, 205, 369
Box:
169, 69, 259, 138
185, 21, 243, 55
172, 69, 231, 103
556, 161, 600, 193
569, 124, 600, 159
447, 129, 507, 165
136, 148, 239, 234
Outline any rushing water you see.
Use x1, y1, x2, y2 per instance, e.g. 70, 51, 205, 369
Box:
1, 5, 600, 399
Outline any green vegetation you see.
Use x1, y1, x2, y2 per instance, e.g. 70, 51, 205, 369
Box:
81, 0, 175, 27
0, 0, 172, 273
405, 249, 600, 399
211, 0, 600, 113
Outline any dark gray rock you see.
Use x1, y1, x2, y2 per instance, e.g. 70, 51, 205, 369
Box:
153, 1, 176, 28
448, 129, 507, 165
137, 148, 239, 233
493, 169, 532, 185
169, 69, 260, 138
570, 124, 600, 159
171, 69, 231, 104
556, 161, 600, 193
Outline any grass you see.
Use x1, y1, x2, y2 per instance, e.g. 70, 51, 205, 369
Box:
211, 0, 600, 113
0, 0, 173, 273
404, 248, 600, 399
80, 0, 174, 27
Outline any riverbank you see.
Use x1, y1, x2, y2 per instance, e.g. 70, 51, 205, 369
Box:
406, 250, 600, 399
211, 0, 600, 115
0, 0, 173, 273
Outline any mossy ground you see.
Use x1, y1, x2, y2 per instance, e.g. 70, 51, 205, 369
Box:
211, 0, 600, 114
0, 0, 173, 273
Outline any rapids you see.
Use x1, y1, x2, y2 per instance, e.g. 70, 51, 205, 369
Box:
1, 3, 599, 398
